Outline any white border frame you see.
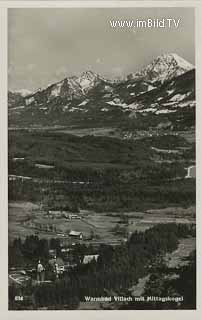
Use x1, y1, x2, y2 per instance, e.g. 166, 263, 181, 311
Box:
1, 1, 201, 319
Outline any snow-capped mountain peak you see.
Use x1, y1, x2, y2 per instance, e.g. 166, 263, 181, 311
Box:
131, 53, 194, 84
168, 53, 194, 69
79, 70, 98, 79
76, 70, 103, 93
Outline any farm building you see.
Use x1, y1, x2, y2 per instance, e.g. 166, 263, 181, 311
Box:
82, 255, 99, 264
48, 210, 63, 218
65, 214, 81, 220
69, 230, 83, 239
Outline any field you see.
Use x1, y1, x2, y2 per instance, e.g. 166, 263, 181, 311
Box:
8, 202, 121, 243
164, 237, 196, 268
56, 127, 117, 137
129, 237, 196, 298
8, 202, 40, 242
9, 201, 195, 244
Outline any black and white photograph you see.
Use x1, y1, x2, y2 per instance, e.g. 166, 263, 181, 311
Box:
7, 5, 196, 310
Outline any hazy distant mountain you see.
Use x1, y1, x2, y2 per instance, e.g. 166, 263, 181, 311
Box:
14, 89, 32, 97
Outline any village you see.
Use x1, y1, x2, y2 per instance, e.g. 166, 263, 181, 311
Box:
8, 204, 126, 294
8, 200, 196, 304
9, 243, 100, 290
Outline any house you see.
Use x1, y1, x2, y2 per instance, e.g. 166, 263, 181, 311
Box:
82, 255, 99, 264
61, 248, 71, 253
69, 230, 83, 239
65, 213, 81, 220
48, 249, 57, 258
48, 257, 65, 275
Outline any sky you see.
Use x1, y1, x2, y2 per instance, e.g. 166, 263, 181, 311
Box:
8, 7, 195, 91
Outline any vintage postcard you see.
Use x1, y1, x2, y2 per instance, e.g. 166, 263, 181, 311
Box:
0, 0, 200, 317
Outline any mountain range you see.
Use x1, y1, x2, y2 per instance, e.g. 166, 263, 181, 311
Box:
8, 53, 195, 134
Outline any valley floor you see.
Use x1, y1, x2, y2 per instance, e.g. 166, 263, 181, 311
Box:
8, 201, 195, 244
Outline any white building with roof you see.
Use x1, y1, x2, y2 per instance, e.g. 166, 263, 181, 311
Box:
69, 230, 83, 239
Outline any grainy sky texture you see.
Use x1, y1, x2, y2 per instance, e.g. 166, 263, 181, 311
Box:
8, 7, 195, 91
